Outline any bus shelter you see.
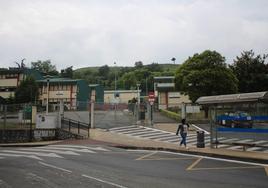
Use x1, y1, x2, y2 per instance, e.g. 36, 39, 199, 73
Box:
196, 91, 268, 150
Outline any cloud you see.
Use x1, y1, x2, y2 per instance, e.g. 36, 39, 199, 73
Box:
0, 0, 267, 70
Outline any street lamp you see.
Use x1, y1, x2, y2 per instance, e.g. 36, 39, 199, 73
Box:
114, 62, 117, 94
171, 57, 176, 64
46, 78, 50, 115
136, 83, 140, 104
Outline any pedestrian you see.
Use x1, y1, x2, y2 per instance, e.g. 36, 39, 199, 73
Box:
176, 118, 190, 148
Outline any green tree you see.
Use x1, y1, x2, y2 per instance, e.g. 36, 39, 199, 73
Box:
98, 65, 110, 79
15, 76, 39, 103
230, 50, 268, 93
135, 61, 143, 68
61, 66, 73, 78
175, 50, 238, 102
31, 60, 58, 75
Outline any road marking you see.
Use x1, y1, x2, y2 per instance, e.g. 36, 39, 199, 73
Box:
39, 162, 72, 173
189, 166, 262, 171
2, 150, 63, 158
0, 179, 11, 188
82, 174, 128, 188
190, 124, 210, 134
265, 167, 268, 176
252, 140, 268, 144
19, 148, 80, 155
0, 153, 42, 160
136, 151, 158, 160
44, 146, 96, 153
139, 157, 194, 161
186, 157, 203, 170
246, 147, 263, 152
48, 145, 110, 151
158, 150, 268, 167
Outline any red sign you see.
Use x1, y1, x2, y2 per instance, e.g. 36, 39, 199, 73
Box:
148, 92, 155, 103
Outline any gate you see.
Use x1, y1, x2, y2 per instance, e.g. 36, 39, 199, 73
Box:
94, 102, 136, 129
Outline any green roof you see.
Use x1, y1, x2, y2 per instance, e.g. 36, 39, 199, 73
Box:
37, 78, 82, 83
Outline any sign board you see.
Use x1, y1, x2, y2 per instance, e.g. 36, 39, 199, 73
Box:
149, 101, 154, 105
186, 105, 200, 113
148, 92, 155, 103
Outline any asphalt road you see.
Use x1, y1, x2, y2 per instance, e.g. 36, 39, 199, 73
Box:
0, 143, 267, 188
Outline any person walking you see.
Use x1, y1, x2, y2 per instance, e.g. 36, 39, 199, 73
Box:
176, 118, 190, 148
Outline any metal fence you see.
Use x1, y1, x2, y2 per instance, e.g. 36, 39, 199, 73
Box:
211, 103, 268, 151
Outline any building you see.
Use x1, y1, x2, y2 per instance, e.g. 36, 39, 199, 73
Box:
37, 78, 89, 110
154, 76, 191, 109
104, 90, 140, 104
89, 84, 104, 103
0, 68, 42, 99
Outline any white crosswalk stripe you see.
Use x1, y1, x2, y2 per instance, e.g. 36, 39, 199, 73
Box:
0, 145, 110, 160
109, 126, 268, 153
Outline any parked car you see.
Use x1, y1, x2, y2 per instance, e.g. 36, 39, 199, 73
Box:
217, 111, 253, 128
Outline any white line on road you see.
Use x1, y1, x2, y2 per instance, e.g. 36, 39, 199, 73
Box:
44, 146, 96, 153
190, 124, 210, 134
48, 145, 110, 151
82, 174, 128, 188
19, 148, 81, 155
0, 179, 11, 188
0, 153, 42, 160
39, 162, 72, 173
2, 150, 63, 158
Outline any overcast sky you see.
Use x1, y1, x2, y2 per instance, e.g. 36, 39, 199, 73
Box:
0, 0, 267, 70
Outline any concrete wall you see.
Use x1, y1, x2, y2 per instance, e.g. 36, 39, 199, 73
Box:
36, 115, 59, 129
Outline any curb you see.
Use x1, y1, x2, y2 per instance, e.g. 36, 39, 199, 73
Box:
114, 145, 268, 165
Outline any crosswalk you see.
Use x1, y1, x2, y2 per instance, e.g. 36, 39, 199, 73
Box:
109, 125, 268, 153
0, 145, 110, 160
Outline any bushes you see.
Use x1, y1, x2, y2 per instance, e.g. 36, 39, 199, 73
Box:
160, 109, 181, 121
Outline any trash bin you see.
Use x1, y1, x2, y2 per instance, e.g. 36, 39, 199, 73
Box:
140, 112, 145, 120
196, 130, 205, 148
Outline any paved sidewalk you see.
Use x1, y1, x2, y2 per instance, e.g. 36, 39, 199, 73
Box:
89, 128, 268, 164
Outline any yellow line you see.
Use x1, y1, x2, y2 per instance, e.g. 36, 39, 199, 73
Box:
186, 157, 203, 171
139, 157, 194, 161
190, 166, 262, 171
135, 151, 157, 160
265, 167, 268, 176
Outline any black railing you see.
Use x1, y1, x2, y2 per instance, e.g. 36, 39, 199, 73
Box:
61, 117, 90, 138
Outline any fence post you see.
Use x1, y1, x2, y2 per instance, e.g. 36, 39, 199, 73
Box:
90, 101, 95, 129
3, 105, 7, 141
78, 121, 80, 134
69, 119, 71, 132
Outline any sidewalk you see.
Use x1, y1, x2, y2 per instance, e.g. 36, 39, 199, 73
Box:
89, 127, 268, 164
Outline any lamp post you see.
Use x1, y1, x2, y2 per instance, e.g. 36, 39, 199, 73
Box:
46, 78, 50, 115
114, 62, 117, 93
136, 83, 140, 123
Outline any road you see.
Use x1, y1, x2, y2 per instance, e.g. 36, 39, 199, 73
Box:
0, 142, 267, 188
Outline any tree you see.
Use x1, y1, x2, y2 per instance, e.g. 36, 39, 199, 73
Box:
135, 61, 143, 68
175, 50, 238, 102
98, 65, 110, 79
31, 60, 58, 75
230, 50, 268, 93
61, 66, 73, 78
15, 76, 39, 103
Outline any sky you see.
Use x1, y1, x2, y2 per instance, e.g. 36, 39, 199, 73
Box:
0, 0, 268, 70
